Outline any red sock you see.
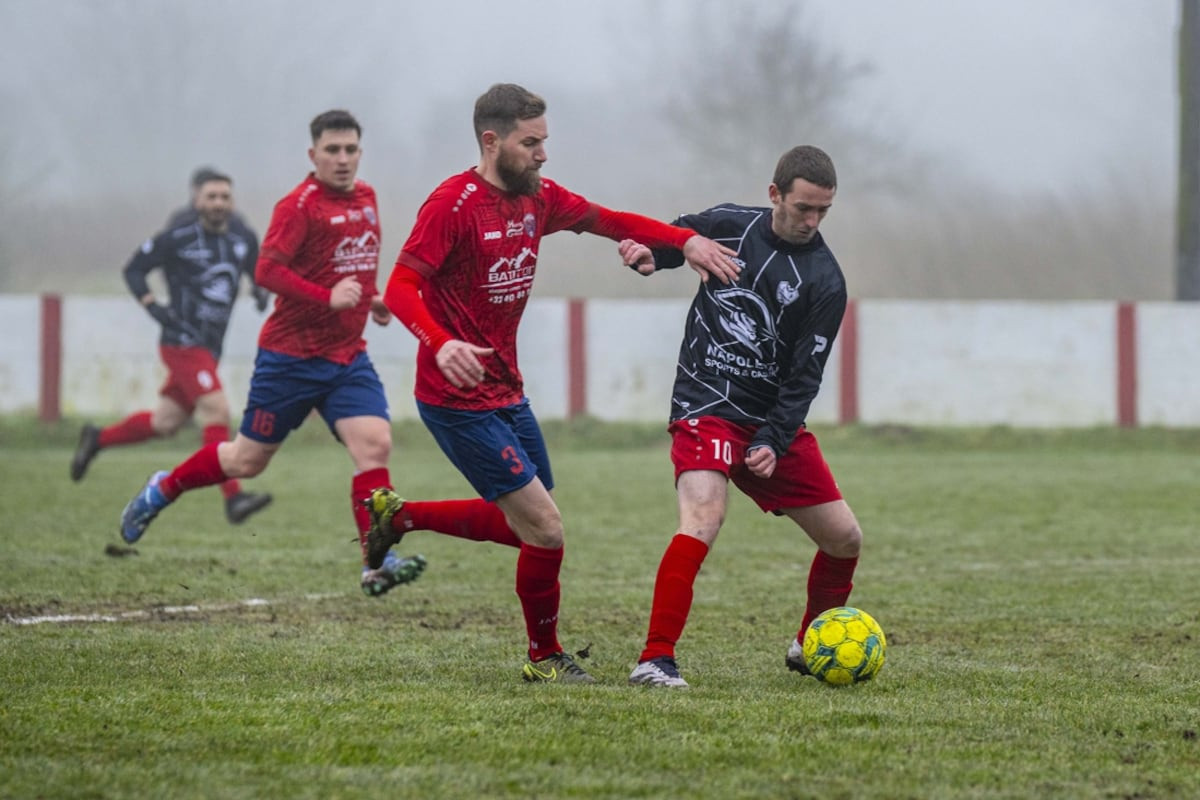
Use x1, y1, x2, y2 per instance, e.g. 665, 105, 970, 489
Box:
98, 411, 155, 448
639, 533, 709, 663
516, 543, 563, 661
202, 425, 241, 499
352, 468, 390, 564
798, 550, 859, 640
403, 498, 520, 548
160, 441, 228, 501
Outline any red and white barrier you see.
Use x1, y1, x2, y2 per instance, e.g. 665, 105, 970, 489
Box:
9, 294, 1200, 427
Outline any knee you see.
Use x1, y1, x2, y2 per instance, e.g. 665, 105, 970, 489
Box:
349, 431, 391, 470
193, 394, 231, 427
531, 504, 564, 543
826, 523, 862, 560
220, 441, 271, 479
363, 435, 391, 466
150, 410, 184, 437
680, 502, 725, 544
151, 420, 181, 437
515, 504, 564, 549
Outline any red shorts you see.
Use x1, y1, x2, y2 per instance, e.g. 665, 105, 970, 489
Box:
159, 345, 222, 413
669, 416, 842, 513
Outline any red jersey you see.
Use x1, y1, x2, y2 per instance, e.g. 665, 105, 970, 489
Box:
255, 174, 381, 364
395, 170, 595, 409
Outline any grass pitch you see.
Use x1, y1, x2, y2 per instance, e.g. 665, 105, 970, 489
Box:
2, 419, 1198, 799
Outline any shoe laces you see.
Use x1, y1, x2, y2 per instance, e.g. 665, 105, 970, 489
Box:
651, 657, 682, 679
545, 652, 588, 676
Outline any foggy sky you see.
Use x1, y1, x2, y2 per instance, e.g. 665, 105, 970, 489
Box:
0, 0, 1184, 300
0, 0, 1179, 201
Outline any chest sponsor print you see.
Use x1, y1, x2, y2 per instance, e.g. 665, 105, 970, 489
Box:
484, 246, 537, 304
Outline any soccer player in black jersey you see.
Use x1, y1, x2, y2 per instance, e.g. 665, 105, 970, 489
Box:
167, 167, 270, 312
620, 145, 864, 688
71, 170, 272, 526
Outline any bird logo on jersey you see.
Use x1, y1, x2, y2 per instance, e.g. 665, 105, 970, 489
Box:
710, 287, 777, 361
199, 262, 241, 305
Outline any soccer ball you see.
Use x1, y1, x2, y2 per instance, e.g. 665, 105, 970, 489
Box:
802, 606, 887, 686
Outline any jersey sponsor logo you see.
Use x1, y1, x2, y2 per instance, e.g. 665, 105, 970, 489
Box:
485, 246, 537, 303
776, 280, 800, 307
332, 231, 380, 273
483, 230, 502, 241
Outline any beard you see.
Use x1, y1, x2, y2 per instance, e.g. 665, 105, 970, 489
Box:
496, 150, 542, 196
198, 208, 230, 231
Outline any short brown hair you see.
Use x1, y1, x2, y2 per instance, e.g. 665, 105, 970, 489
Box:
473, 83, 546, 143
773, 146, 837, 192
310, 109, 361, 142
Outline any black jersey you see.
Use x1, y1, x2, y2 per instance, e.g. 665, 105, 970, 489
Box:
122, 218, 259, 358
654, 204, 847, 457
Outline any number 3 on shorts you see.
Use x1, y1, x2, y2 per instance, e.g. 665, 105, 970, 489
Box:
501, 445, 525, 475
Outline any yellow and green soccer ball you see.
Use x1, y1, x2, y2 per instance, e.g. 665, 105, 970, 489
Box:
802, 606, 887, 686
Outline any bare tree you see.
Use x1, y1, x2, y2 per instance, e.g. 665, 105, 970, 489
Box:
653, 0, 929, 201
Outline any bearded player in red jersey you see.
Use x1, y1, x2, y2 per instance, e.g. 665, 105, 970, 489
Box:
119, 110, 425, 597
362, 83, 741, 683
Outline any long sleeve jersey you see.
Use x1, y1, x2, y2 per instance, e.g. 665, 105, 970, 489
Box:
654, 203, 847, 457
122, 217, 259, 358
254, 174, 381, 364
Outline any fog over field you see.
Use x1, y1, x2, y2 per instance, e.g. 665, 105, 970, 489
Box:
0, 0, 1180, 300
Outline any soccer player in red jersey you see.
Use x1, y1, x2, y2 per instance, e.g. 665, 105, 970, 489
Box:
71, 170, 272, 525
363, 83, 741, 684
118, 110, 425, 597
619, 146, 863, 687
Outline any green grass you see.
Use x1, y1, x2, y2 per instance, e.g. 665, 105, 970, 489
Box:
2, 419, 1199, 799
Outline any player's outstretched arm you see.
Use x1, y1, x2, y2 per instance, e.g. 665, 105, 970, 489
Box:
586, 207, 739, 284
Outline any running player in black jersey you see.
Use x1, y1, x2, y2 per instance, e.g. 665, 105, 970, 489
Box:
167, 166, 270, 313
71, 170, 272, 526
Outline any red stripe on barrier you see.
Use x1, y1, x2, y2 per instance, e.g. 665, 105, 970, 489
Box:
1116, 302, 1137, 427
40, 293, 62, 422
567, 299, 586, 419
838, 299, 859, 424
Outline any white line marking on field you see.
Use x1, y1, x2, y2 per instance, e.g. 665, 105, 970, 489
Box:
4, 593, 343, 626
